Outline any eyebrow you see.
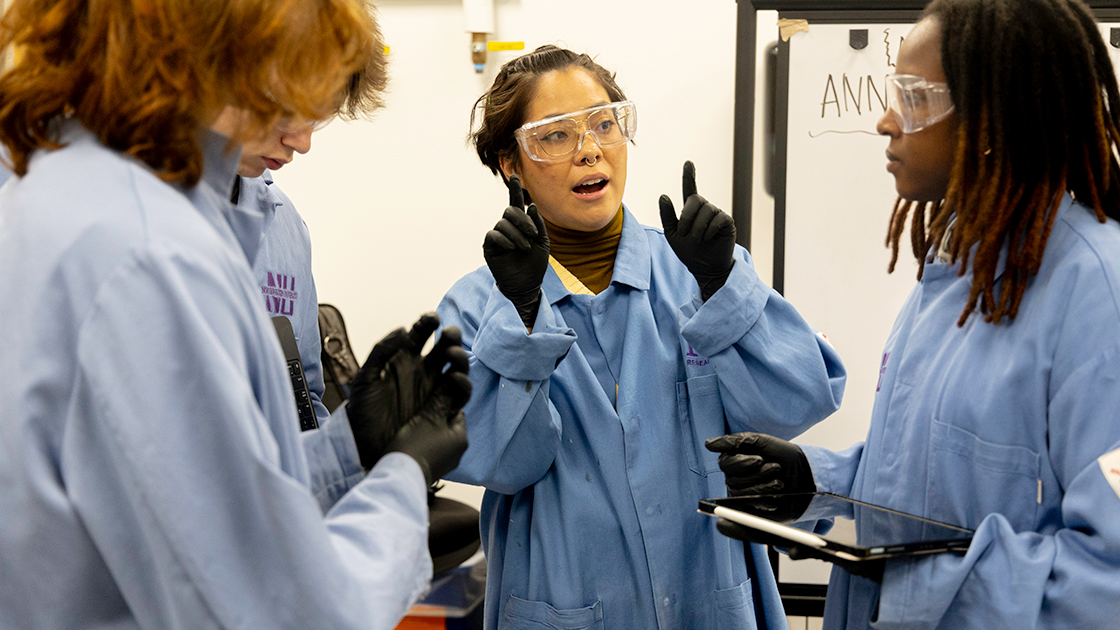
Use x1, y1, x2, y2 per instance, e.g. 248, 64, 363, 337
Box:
535, 101, 613, 120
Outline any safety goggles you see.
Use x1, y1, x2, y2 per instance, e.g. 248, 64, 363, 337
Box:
885, 74, 955, 134
515, 101, 637, 162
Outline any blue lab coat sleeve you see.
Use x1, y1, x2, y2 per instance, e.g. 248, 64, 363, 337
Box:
438, 268, 577, 494
680, 245, 846, 439
73, 260, 433, 628
801, 442, 865, 497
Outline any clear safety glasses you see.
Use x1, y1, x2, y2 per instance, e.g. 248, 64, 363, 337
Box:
515, 101, 637, 162
885, 74, 955, 134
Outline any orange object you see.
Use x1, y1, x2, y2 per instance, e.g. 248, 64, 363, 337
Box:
394, 616, 445, 630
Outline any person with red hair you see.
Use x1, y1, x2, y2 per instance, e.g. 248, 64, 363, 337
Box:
0, 1, 469, 628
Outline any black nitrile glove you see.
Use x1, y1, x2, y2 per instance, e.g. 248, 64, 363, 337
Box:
386, 370, 471, 486
659, 161, 736, 301
706, 431, 815, 503
347, 313, 470, 471
483, 174, 550, 329
715, 518, 885, 583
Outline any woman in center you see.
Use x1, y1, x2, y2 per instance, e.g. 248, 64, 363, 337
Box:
438, 45, 846, 630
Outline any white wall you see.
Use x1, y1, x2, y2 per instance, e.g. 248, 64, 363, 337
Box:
274, 0, 751, 508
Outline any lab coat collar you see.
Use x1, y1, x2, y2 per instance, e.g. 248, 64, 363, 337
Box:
197, 130, 267, 265
541, 205, 650, 304
198, 129, 242, 200
927, 193, 1075, 285
237, 170, 284, 233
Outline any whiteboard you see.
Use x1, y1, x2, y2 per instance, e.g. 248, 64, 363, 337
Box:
774, 21, 918, 585
782, 22, 917, 466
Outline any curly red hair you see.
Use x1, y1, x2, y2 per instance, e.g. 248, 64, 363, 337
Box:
0, 0, 375, 186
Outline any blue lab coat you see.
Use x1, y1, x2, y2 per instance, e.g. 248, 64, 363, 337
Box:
0, 123, 432, 629
438, 207, 846, 630
802, 195, 1120, 629
241, 173, 365, 512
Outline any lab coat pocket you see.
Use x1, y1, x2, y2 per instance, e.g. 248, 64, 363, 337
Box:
714, 580, 757, 630
927, 419, 1041, 531
498, 595, 604, 630
677, 373, 726, 476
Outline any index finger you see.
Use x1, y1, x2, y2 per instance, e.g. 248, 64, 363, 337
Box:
405, 312, 440, 352
705, 432, 764, 453
682, 160, 697, 202
366, 327, 409, 371
509, 173, 525, 210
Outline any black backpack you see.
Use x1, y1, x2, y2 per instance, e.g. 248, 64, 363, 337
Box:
318, 303, 360, 414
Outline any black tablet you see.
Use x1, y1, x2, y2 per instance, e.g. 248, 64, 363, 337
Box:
699, 492, 973, 563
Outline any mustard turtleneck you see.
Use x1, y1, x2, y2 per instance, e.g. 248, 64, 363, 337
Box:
543, 206, 624, 295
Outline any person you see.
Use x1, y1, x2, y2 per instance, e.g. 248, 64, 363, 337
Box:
708, 0, 1120, 627
0, 0, 469, 628
436, 44, 846, 630
216, 10, 482, 574
215, 12, 394, 511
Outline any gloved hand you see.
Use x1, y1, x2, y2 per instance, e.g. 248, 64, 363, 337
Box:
705, 431, 815, 502
659, 161, 736, 301
483, 174, 550, 329
385, 369, 471, 487
347, 313, 470, 471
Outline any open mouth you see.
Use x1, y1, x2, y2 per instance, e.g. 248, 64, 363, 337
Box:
573, 178, 608, 195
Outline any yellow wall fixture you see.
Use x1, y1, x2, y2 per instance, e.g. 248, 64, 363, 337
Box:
487, 41, 524, 52
464, 0, 493, 73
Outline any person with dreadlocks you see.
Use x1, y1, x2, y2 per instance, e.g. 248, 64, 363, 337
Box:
707, 0, 1120, 627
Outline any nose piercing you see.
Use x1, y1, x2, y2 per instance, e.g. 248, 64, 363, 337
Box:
583, 155, 597, 166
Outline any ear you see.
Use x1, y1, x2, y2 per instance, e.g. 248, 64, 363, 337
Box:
499, 154, 517, 181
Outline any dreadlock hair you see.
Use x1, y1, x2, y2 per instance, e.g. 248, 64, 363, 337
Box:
885, 0, 1120, 326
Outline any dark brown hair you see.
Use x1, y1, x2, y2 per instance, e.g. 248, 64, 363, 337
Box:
0, 0, 376, 186
887, 0, 1120, 325
470, 45, 628, 177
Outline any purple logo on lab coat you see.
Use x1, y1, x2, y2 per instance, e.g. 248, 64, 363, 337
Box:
876, 351, 890, 391
686, 344, 709, 367
262, 271, 298, 317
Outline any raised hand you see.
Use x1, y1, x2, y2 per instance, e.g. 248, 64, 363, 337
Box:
659, 161, 736, 301
483, 174, 550, 329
